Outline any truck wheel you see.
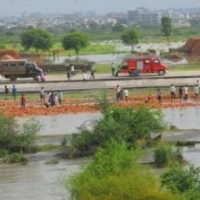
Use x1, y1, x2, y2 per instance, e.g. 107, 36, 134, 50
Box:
158, 70, 165, 76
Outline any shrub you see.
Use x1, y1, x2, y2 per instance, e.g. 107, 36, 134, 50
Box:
67, 141, 183, 200
161, 165, 200, 193
0, 114, 41, 153
70, 107, 166, 153
154, 144, 184, 167
95, 89, 111, 112
4, 153, 28, 164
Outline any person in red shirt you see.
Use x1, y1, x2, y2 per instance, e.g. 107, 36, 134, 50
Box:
21, 93, 26, 109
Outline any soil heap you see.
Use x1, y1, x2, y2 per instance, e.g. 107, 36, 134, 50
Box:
182, 37, 200, 55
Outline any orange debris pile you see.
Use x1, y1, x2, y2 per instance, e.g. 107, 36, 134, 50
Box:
0, 49, 21, 60
0, 94, 199, 117
182, 37, 200, 55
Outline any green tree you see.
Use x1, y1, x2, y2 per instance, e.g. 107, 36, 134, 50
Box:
62, 31, 89, 56
121, 28, 140, 53
161, 17, 173, 45
20, 28, 53, 52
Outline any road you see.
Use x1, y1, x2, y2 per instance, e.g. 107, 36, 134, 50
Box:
0, 70, 200, 93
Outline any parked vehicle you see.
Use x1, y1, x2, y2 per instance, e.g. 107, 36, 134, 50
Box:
0, 59, 45, 81
115, 56, 167, 76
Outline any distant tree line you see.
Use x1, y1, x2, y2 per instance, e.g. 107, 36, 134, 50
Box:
0, 17, 174, 54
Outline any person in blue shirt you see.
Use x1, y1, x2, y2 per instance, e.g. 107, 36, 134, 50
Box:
12, 85, 17, 101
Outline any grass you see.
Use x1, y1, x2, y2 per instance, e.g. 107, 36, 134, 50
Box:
37, 144, 63, 152
169, 64, 200, 71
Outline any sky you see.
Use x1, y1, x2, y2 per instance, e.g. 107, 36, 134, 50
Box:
1, 0, 200, 15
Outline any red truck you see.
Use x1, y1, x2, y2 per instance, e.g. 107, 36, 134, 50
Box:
115, 56, 167, 76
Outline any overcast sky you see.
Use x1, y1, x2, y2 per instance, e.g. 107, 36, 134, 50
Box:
2, 0, 200, 15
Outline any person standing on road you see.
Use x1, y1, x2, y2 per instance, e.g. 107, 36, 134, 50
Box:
194, 84, 199, 100
82, 70, 87, 83
67, 70, 71, 80
170, 84, 176, 100
124, 89, 129, 102
157, 88, 162, 104
12, 85, 17, 101
178, 86, 183, 101
71, 65, 75, 76
58, 91, 64, 104
115, 84, 121, 102
4, 85, 9, 101
40, 87, 45, 103
183, 84, 188, 101
196, 80, 200, 88
111, 62, 115, 76
20, 93, 26, 109
90, 64, 95, 80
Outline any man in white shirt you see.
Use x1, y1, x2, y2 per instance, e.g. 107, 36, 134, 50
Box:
194, 84, 199, 100
183, 84, 188, 101
124, 89, 129, 102
170, 84, 176, 100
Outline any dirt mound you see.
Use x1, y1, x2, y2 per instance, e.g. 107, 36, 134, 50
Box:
182, 37, 200, 55
0, 49, 20, 60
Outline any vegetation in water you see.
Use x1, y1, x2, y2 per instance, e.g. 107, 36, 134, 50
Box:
0, 113, 41, 163
66, 140, 184, 200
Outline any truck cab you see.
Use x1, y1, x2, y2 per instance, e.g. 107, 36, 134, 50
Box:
116, 56, 167, 76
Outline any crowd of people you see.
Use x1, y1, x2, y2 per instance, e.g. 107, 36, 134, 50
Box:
39, 87, 64, 108
114, 79, 200, 105
155, 80, 200, 104
3, 85, 64, 109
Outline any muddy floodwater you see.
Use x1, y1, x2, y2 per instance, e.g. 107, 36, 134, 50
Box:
16, 107, 200, 136
0, 158, 86, 200
2, 107, 200, 200
164, 106, 200, 130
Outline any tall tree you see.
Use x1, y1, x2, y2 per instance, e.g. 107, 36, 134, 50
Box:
161, 17, 173, 45
62, 31, 89, 56
121, 28, 140, 53
20, 28, 53, 52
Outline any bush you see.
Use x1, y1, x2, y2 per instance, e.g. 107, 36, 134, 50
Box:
95, 89, 112, 112
154, 144, 184, 168
161, 165, 200, 193
70, 107, 166, 153
154, 145, 169, 167
0, 114, 41, 153
67, 141, 183, 200
4, 153, 28, 164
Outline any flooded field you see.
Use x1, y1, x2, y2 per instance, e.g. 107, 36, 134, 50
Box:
2, 106, 200, 200
164, 106, 200, 130
16, 106, 200, 136
0, 159, 82, 200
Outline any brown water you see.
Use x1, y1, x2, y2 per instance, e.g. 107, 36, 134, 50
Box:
0, 158, 86, 200
3, 107, 200, 200
16, 107, 200, 136
164, 106, 200, 130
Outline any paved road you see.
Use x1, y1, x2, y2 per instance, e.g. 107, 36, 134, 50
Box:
0, 70, 200, 93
